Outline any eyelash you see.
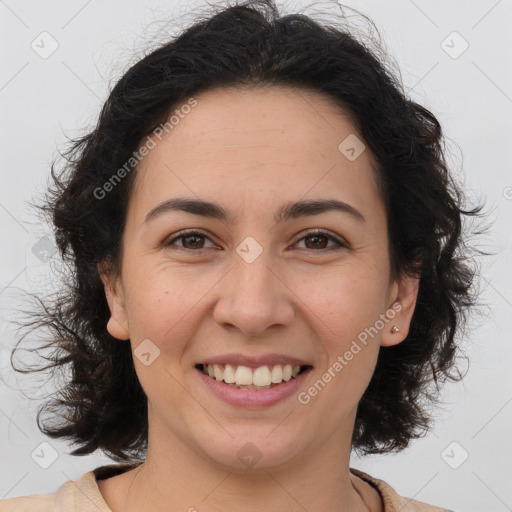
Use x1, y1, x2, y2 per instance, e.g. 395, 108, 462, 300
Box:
163, 229, 348, 253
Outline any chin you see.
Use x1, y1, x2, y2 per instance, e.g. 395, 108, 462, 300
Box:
192, 428, 307, 472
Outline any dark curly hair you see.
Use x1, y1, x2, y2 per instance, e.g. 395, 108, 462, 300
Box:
12, 0, 489, 462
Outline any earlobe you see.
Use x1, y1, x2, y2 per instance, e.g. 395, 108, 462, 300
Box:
106, 316, 130, 341
97, 262, 130, 341
380, 274, 420, 348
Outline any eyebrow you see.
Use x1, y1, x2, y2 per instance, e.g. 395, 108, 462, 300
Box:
144, 197, 366, 225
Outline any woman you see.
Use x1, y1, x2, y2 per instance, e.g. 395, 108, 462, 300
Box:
1, 0, 485, 510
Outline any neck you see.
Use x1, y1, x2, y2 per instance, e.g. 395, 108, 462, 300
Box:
109, 413, 373, 512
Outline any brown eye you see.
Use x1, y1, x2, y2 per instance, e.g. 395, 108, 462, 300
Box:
294, 230, 346, 251
303, 233, 330, 249
163, 229, 347, 253
180, 234, 206, 249
163, 230, 215, 252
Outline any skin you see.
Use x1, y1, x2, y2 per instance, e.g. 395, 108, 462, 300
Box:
98, 85, 419, 512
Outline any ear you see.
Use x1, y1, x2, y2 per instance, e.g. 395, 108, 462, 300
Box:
380, 273, 420, 348
98, 261, 130, 341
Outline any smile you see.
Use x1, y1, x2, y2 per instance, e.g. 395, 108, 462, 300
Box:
195, 363, 314, 407
196, 363, 312, 389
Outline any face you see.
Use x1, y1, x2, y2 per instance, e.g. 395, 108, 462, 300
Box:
100, 85, 419, 472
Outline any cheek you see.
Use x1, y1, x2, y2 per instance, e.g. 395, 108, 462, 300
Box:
123, 265, 218, 365
119, 265, 175, 342
297, 267, 387, 338
297, 269, 385, 388
124, 273, 200, 407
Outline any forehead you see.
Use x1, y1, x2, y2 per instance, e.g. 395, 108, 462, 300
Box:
129, 85, 383, 224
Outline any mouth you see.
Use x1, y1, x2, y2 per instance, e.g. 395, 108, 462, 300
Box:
195, 363, 313, 390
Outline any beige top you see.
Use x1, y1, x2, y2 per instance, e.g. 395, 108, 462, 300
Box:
0, 464, 453, 511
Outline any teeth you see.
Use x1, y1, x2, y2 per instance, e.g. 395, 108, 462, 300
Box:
271, 364, 283, 383
235, 365, 254, 385
283, 364, 292, 381
224, 364, 236, 383
202, 363, 304, 387
253, 366, 271, 386
213, 364, 223, 381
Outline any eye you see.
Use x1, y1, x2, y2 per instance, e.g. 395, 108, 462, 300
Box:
293, 229, 347, 252
163, 230, 216, 252
163, 228, 347, 253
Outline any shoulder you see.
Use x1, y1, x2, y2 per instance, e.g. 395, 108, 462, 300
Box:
0, 493, 57, 512
0, 470, 111, 512
350, 468, 454, 512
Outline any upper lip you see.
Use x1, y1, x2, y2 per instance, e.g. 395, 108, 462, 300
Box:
197, 353, 313, 369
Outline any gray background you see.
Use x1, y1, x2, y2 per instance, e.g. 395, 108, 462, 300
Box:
0, 1, 511, 510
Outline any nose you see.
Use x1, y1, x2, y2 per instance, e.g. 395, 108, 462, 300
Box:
212, 252, 295, 337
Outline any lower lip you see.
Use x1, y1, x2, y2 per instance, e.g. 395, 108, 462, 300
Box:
195, 367, 312, 407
